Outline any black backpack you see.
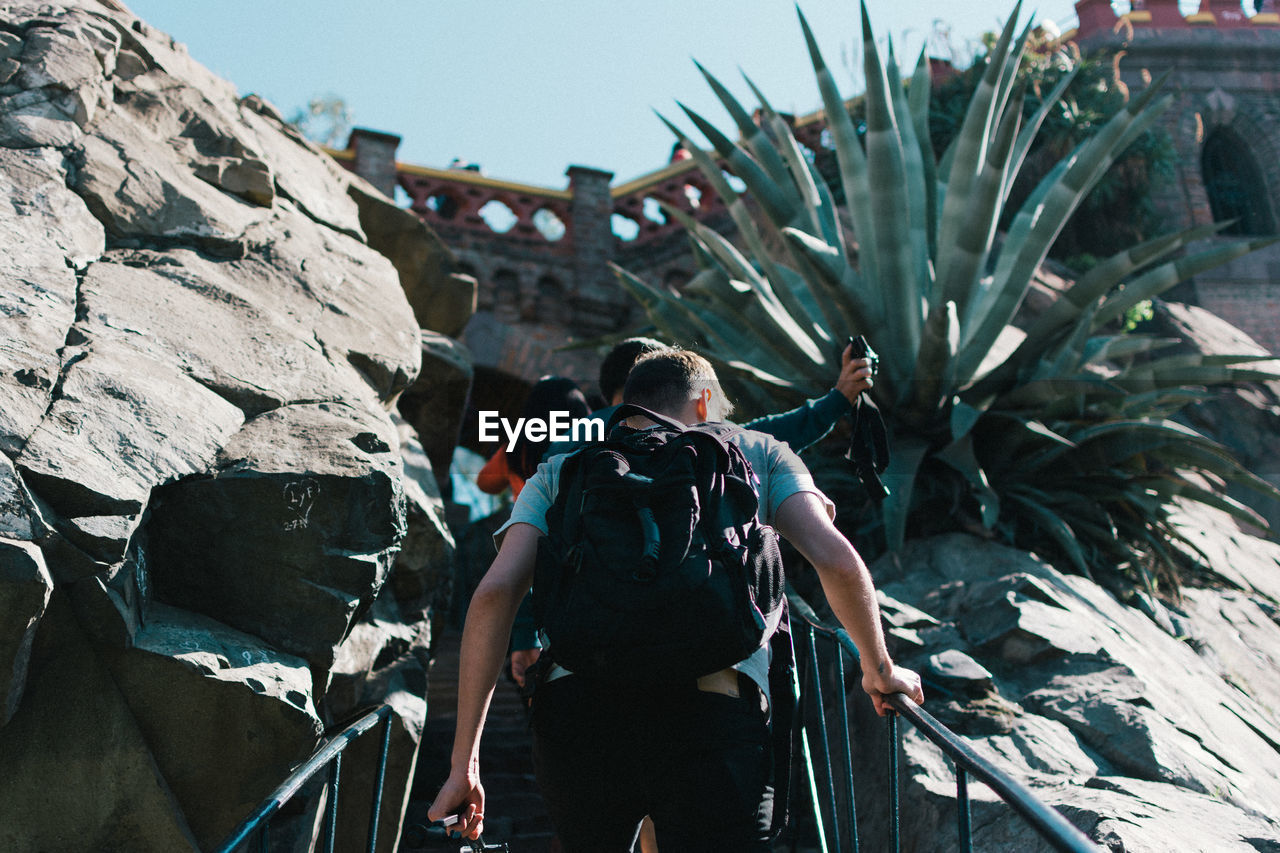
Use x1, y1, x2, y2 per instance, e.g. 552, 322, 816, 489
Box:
532, 404, 786, 684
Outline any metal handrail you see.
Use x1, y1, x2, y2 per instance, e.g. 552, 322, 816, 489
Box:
215, 704, 395, 853
786, 589, 1102, 853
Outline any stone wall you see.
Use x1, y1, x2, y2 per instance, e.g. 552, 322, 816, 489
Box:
1076, 2, 1280, 353
0, 2, 470, 850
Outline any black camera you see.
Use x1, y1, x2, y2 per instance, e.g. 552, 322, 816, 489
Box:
848, 335, 879, 379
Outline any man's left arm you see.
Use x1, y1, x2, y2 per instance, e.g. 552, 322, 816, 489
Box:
428, 522, 540, 840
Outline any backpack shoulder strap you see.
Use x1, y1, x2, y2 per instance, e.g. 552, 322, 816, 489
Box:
692, 421, 744, 443
549, 446, 594, 546
604, 404, 688, 436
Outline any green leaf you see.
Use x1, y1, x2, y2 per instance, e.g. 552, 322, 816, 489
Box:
862, 10, 922, 378
957, 80, 1176, 384
908, 49, 939, 265
1094, 236, 1280, 328
798, 5, 880, 290
693, 60, 801, 208
939, 85, 1025, 322
908, 300, 959, 422
1005, 488, 1091, 576
1007, 66, 1079, 202
935, 434, 1000, 528
678, 101, 796, 227
782, 227, 877, 336
935, 2, 1022, 291
881, 433, 929, 551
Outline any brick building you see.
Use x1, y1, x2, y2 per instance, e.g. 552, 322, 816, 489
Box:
1071, 0, 1280, 351
336, 0, 1280, 408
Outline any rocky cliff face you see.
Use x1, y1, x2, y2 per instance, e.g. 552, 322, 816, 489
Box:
0, 2, 466, 850
808, 299, 1280, 851
830, 502, 1280, 852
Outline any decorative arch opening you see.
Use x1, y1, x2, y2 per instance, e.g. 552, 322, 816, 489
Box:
479, 199, 518, 234
532, 208, 566, 241
683, 183, 703, 209
1202, 127, 1276, 237
425, 191, 460, 219
611, 214, 640, 241
642, 197, 667, 225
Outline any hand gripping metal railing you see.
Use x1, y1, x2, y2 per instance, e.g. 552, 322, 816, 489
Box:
786, 590, 1102, 853
215, 704, 395, 853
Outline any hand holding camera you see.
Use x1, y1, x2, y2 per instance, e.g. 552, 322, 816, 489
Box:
836, 334, 879, 404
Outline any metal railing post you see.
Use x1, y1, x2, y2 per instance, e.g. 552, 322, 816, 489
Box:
367, 712, 394, 853
834, 646, 858, 853
215, 705, 394, 853
807, 626, 843, 853
323, 752, 342, 853
784, 587, 1103, 853
800, 726, 831, 853
888, 711, 900, 853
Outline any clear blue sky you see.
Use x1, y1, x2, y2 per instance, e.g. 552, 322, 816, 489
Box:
122, 1, 1199, 189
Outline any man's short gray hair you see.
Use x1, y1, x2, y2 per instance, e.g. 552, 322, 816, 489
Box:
622, 348, 734, 420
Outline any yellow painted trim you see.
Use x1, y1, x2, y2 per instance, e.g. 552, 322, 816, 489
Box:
611, 157, 701, 198
394, 161, 572, 200
1187, 12, 1216, 24
323, 146, 354, 161
1253, 13, 1280, 24
1121, 10, 1153, 23
794, 104, 827, 129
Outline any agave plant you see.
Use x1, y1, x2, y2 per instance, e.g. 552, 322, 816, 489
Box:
614, 2, 1280, 590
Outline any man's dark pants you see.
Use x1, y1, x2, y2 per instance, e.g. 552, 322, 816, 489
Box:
530, 672, 773, 852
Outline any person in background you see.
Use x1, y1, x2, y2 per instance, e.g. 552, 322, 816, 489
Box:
477, 375, 592, 500
547, 336, 870, 462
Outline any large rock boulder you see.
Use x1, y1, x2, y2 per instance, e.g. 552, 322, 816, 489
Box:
0, 2, 465, 850
835, 525, 1280, 851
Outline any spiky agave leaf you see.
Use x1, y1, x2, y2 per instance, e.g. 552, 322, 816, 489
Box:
619, 2, 1280, 590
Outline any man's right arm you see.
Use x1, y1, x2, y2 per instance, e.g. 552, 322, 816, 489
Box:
774, 491, 924, 715
427, 522, 540, 840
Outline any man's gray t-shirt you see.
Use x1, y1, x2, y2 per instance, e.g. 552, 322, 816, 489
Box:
496, 422, 835, 693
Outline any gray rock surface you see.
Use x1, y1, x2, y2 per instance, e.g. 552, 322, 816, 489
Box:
0, 1, 469, 850
0, 147, 100, 454
847, 531, 1280, 851
391, 411, 456, 610
349, 180, 477, 338
0, 538, 52, 724
104, 601, 325, 846
0, 596, 202, 853
400, 331, 474, 485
